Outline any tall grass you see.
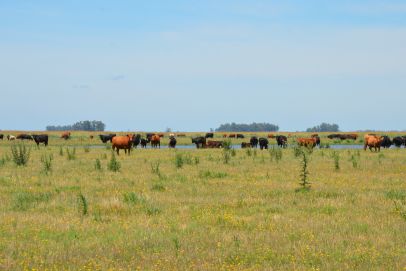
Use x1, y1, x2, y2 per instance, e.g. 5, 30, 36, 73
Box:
11, 144, 30, 166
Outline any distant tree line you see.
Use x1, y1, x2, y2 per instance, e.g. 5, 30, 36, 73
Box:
46, 120, 105, 131
215, 122, 279, 132
306, 123, 339, 132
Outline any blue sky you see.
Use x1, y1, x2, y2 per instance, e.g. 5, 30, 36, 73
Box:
1, 1, 405, 131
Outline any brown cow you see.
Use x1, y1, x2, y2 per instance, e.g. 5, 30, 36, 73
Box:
267, 134, 275, 138
157, 133, 164, 138
223, 134, 228, 138
151, 134, 161, 148
176, 133, 186, 137
61, 131, 71, 140
297, 137, 317, 148
112, 134, 134, 155
241, 142, 252, 148
364, 134, 384, 152
228, 134, 236, 138
206, 140, 223, 148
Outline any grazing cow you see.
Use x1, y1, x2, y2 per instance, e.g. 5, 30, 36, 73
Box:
364, 134, 384, 152
140, 138, 148, 148
192, 136, 206, 148
241, 142, 252, 148
259, 138, 269, 150
250, 136, 258, 148
7, 135, 16, 141
176, 133, 186, 137
205, 132, 214, 138
228, 134, 236, 138
297, 137, 317, 148
345, 134, 358, 140
276, 135, 288, 148
267, 134, 275, 139
206, 140, 223, 148
61, 132, 71, 140
150, 134, 161, 148
17, 134, 33, 140
89, 135, 94, 139
0, 134, 3, 140
327, 134, 341, 139
31, 134, 48, 146
392, 136, 405, 148
380, 136, 392, 149
112, 134, 134, 155
236, 134, 244, 139
168, 136, 177, 148
99, 134, 116, 143
223, 134, 227, 138
132, 134, 141, 148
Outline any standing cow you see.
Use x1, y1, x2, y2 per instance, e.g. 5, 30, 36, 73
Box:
61, 132, 71, 140
150, 134, 161, 148
32, 134, 49, 146
259, 138, 269, 150
112, 134, 134, 155
168, 136, 177, 148
250, 136, 259, 148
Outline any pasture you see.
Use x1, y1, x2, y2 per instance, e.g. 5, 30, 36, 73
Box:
0, 132, 405, 270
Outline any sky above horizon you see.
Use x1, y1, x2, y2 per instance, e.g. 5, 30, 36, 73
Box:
1, 1, 405, 131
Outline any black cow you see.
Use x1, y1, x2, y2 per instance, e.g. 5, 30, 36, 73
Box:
276, 135, 288, 148
327, 134, 341, 139
192, 136, 206, 148
0, 134, 3, 140
381, 136, 392, 148
168, 137, 177, 148
99, 134, 116, 143
312, 135, 321, 146
236, 134, 245, 139
259, 138, 269, 150
17, 134, 33, 140
140, 138, 148, 148
132, 134, 141, 148
31, 134, 48, 146
205, 133, 214, 138
146, 133, 154, 141
392, 136, 405, 148
250, 136, 258, 148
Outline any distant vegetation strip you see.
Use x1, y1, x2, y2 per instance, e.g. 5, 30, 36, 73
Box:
46, 120, 105, 131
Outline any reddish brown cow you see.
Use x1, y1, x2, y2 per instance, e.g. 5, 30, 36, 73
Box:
157, 133, 164, 138
206, 140, 223, 148
223, 134, 228, 138
61, 132, 71, 140
364, 134, 384, 152
112, 134, 134, 155
176, 133, 186, 137
267, 134, 275, 139
228, 134, 236, 138
151, 135, 161, 148
297, 137, 317, 148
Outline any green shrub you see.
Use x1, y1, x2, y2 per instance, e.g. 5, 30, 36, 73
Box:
108, 152, 121, 172
175, 153, 184, 169
41, 153, 53, 175
11, 144, 30, 166
123, 192, 146, 205
94, 159, 102, 171
77, 193, 88, 216
66, 148, 76, 160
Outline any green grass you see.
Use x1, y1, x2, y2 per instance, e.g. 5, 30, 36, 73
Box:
0, 133, 405, 270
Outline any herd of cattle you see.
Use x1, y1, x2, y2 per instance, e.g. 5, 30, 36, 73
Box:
1, 132, 406, 155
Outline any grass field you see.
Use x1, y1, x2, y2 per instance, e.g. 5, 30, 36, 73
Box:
0, 132, 405, 270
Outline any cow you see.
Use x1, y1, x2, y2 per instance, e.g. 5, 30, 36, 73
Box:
276, 135, 288, 148
205, 132, 214, 138
236, 134, 245, 139
150, 134, 161, 148
392, 136, 405, 148
112, 134, 134, 155
259, 138, 269, 150
241, 142, 252, 148
327, 134, 341, 139
250, 136, 258, 148
99, 134, 116, 143
223, 134, 228, 138
7, 135, 16, 141
380, 136, 392, 149
297, 138, 317, 148
89, 135, 94, 139
146, 133, 154, 141
364, 134, 384, 152
169, 133, 175, 137
61, 132, 71, 140
16, 134, 33, 140
157, 133, 164, 138
228, 134, 236, 138
140, 138, 148, 148
31, 134, 48, 146
267, 134, 275, 139
132, 134, 141, 148
345, 134, 358, 140
192, 136, 206, 148
311, 134, 321, 146
311, 134, 319, 137
168, 136, 177, 148
0, 134, 3, 140
206, 140, 223, 148
176, 133, 186, 137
